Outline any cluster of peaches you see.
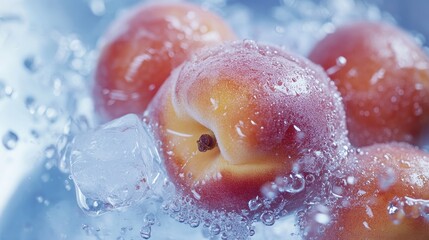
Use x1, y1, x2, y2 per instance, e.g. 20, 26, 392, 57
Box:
92, 2, 429, 239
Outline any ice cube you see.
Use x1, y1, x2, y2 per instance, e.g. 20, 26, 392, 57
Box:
69, 114, 169, 215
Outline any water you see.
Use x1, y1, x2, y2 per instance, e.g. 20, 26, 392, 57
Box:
1, 0, 429, 239
2, 131, 19, 150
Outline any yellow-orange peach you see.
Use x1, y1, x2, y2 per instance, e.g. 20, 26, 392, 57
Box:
93, 2, 236, 121
146, 41, 350, 211
309, 21, 429, 147
305, 143, 429, 239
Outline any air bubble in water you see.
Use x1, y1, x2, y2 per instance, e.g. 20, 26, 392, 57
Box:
145, 213, 156, 225
260, 211, 275, 226
89, 0, 106, 16
23, 55, 41, 72
45, 107, 59, 123
188, 216, 200, 228
44, 144, 57, 159
275, 173, 305, 193
4, 85, 14, 98
336, 56, 347, 66
75, 186, 112, 216
209, 223, 221, 235
248, 197, 263, 211
139, 225, 151, 239
2, 131, 18, 150
25, 96, 37, 114
305, 173, 316, 184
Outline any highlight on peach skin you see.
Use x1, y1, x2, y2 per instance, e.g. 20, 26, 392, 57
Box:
145, 40, 351, 212
93, 2, 236, 121
309, 21, 429, 147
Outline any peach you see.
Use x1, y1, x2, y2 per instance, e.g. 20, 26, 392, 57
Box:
305, 143, 429, 239
145, 41, 350, 212
309, 21, 429, 147
93, 2, 236, 121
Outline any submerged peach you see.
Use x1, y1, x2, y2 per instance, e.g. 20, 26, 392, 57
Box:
309, 21, 429, 147
94, 2, 236, 120
306, 143, 429, 239
146, 41, 350, 211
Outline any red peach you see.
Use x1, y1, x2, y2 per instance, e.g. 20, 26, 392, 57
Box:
146, 41, 350, 212
304, 143, 429, 239
93, 2, 236, 120
309, 21, 429, 147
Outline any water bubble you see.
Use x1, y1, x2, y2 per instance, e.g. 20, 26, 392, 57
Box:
75, 187, 112, 216
64, 180, 72, 191
36, 105, 47, 116
4, 85, 14, 98
30, 129, 40, 139
209, 223, 221, 235
275, 173, 305, 193
45, 107, 59, 122
188, 216, 200, 228
2, 131, 19, 150
336, 56, 347, 66
173, 211, 187, 223
139, 225, 151, 239
243, 39, 258, 50
44, 144, 57, 159
331, 178, 347, 198
25, 96, 37, 114
260, 211, 276, 226
248, 197, 263, 211
305, 173, 316, 184
57, 134, 72, 173
165, 199, 181, 213
145, 213, 156, 226
23, 55, 41, 72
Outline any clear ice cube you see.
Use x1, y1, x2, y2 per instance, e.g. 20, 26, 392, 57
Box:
69, 114, 168, 215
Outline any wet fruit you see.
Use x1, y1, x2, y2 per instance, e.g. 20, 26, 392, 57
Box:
94, 2, 236, 120
309, 21, 429, 147
146, 41, 350, 211
304, 143, 429, 239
